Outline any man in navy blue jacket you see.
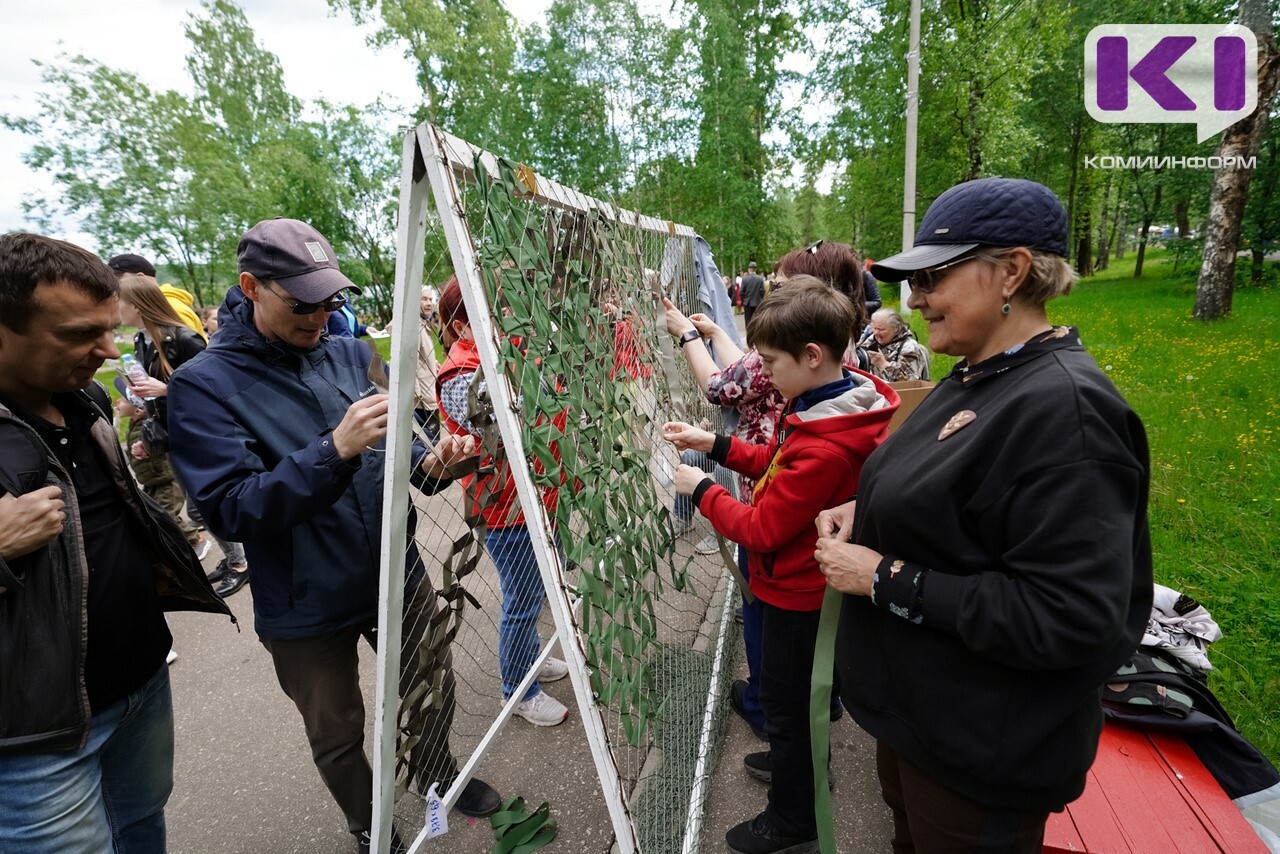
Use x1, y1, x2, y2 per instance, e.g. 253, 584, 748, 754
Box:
167, 218, 500, 852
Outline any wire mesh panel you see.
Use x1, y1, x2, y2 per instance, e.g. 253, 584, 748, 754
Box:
370, 124, 740, 854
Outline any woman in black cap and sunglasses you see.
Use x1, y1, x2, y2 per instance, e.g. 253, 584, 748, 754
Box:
814, 177, 1153, 852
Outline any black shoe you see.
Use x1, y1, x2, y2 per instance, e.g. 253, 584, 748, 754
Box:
744, 750, 772, 782
453, 776, 502, 817
214, 568, 248, 598
830, 696, 844, 723
355, 826, 406, 854
206, 558, 230, 585
729, 679, 767, 741
725, 813, 819, 854
743, 751, 833, 789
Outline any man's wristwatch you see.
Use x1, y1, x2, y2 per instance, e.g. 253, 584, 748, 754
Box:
677, 328, 701, 348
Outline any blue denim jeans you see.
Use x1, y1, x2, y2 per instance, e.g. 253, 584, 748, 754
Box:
484, 526, 559, 701
0, 664, 173, 854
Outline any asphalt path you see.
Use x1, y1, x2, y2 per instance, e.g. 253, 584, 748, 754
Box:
166, 547, 891, 854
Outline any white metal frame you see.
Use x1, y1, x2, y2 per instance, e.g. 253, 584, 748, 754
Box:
373, 122, 725, 854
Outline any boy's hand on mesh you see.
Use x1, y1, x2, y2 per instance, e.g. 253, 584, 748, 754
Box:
673, 464, 708, 497
662, 421, 714, 452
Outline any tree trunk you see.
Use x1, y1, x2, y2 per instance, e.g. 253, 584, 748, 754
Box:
1066, 119, 1084, 265
1095, 173, 1113, 271
1133, 180, 1162, 278
1115, 204, 1128, 260
1135, 218, 1151, 278
1174, 198, 1190, 238
1247, 123, 1280, 283
1076, 208, 1094, 276
1195, 6, 1280, 319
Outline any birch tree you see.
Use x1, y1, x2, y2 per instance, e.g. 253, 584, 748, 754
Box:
1194, 0, 1280, 318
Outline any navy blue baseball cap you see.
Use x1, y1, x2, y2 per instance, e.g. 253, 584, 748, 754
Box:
871, 178, 1068, 282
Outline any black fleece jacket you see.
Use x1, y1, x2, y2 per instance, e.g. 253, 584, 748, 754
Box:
836, 327, 1153, 812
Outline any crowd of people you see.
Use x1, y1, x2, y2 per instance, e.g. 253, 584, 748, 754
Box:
0, 176, 1154, 854
665, 178, 1151, 854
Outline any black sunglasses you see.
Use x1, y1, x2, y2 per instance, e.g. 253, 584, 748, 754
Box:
906, 254, 982, 294
261, 284, 347, 315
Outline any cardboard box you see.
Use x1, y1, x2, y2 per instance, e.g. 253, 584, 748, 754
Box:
887, 380, 936, 435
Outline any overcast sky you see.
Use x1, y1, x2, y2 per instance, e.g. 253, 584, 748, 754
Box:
0, 0, 551, 251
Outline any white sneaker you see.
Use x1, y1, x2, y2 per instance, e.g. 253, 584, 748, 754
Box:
514, 690, 569, 727
538, 657, 569, 683
166, 648, 178, 665
695, 535, 720, 555
194, 538, 212, 561
672, 517, 695, 536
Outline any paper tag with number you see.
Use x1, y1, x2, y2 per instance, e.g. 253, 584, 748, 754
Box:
424, 781, 450, 839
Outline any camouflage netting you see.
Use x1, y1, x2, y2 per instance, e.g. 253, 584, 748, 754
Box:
377, 126, 740, 854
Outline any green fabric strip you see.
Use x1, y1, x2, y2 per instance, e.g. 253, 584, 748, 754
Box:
810, 585, 842, 854
491, 797, 557, 854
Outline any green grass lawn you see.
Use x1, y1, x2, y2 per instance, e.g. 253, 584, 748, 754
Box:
902, 249, 1279, 764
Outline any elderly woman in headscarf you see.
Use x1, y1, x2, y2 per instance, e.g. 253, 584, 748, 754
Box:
815, 178, 1152, 852
860, 307, 931, 381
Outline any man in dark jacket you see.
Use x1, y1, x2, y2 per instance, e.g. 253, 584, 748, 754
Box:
862, 269, 883, 316
739, 261, 765, 326
0, 232, 232, 853
166, 218, 501, 852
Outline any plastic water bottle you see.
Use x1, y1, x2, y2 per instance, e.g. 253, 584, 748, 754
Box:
120, 353, 154, 400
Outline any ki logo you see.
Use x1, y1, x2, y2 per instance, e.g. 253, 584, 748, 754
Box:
1085, 25, 1258, 142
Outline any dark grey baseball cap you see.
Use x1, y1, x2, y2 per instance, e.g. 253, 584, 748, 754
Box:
237, 218, 361, 301
871, 178, 1068, 282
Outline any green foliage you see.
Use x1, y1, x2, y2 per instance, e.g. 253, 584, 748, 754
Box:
13, 0, 1276, 317
334, 0, 529, 155
1241, 116, 1280, 281
5, 0, 398, 319
802, 0, 1256, 277
3, 55, 229, 301
517, 0, 627, 195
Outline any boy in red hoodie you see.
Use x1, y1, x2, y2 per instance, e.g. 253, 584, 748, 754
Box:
664, 276, 898, 854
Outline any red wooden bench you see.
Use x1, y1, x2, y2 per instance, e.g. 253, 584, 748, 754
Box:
1043, 722, 1266, 853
